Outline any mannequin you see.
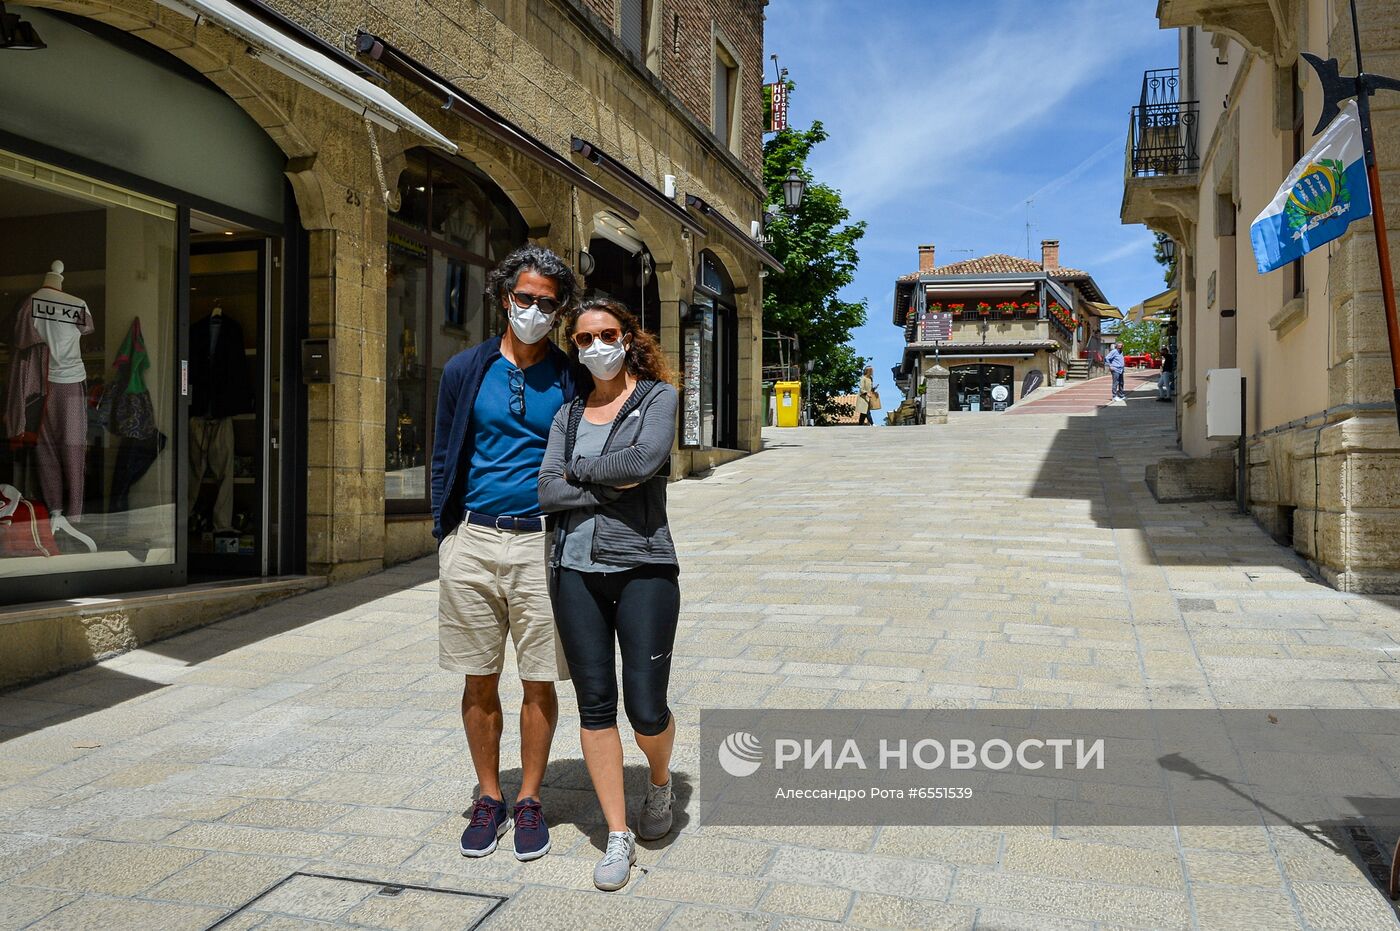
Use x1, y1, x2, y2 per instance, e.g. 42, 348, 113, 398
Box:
13, 261, 97, 552
189, 303, 252, 533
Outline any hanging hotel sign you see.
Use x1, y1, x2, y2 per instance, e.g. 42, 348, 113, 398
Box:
920, 311, 953, 342
762, 82, 789, 133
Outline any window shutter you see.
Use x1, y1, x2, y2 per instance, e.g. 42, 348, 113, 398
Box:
620, 0, 644, 58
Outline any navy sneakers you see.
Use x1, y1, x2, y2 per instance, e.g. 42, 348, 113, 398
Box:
460, 795, 511, 857
512, 797, 551, 861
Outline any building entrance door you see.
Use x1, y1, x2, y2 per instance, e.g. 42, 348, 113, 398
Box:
187, 230, 280, 578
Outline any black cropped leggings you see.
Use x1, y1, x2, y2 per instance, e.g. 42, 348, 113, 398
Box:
552, 565, 680, 736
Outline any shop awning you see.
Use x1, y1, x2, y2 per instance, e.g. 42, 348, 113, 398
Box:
356, 33, 639, 221
1044, 277, 1079, 313
684, 194, 785, 273
1085, 301, 1124, 319
1130, 287, 1179, 320
155, 0, 457, 152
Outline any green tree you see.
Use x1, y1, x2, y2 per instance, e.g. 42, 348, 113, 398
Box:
762, 115, 868, 425
1117, 319, 1163, 356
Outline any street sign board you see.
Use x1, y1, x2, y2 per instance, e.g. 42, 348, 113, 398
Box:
920, 312, 953, 342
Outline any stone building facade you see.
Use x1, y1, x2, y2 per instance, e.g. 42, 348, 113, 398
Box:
0, 0, 777, 684
891, 241, 1114, 413
1121, 0, 1400, 592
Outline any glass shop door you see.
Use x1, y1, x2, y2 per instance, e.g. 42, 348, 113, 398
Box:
187, 225, 280, 579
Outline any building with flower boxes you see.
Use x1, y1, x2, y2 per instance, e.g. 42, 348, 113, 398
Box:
892, 240, 1115, 412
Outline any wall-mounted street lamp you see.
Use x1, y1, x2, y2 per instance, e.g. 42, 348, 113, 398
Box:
0, 3, 46, 50
1161, 237, 1177, 264
782, 167, 806, 212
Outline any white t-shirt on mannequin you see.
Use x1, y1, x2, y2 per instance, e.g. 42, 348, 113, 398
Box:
24, 287, 92, 384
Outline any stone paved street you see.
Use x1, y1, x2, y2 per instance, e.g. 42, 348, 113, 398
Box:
4, 379, 1400, 929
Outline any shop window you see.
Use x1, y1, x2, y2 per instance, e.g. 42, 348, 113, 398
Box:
0, 150, 178, 578
385, 150, 527, 512
950, 364, 1015, 412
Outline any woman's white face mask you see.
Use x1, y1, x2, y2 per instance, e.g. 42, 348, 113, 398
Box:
579, 337, 628, 380
507, 301, 557, 345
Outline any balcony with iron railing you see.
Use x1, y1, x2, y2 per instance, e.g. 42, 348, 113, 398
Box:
1121, 67, 1201, 243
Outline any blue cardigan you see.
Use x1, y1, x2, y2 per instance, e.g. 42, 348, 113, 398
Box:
430, 336, 589, 540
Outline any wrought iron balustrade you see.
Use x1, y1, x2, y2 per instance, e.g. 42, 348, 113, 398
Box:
1128, 100, 1200, 177
1140, 67, 1181, 108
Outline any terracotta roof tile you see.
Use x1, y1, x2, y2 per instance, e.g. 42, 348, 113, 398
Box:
898, 253, 1088, 280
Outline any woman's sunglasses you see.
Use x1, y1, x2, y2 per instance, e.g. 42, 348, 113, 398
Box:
572, 328, 623, 349
508, 290, 560, 316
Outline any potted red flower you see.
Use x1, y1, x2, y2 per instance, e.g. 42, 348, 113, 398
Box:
949, 303, 965, 316
976, 302, 992, 316
1055, 368, 1067, 386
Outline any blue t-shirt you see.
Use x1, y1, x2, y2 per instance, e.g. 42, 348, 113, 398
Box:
464, 354, 566, 517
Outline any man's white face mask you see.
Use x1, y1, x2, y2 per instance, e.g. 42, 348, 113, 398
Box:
506, 294, 557, 345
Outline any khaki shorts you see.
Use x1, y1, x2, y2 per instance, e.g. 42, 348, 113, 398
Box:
438, 520, 569, 681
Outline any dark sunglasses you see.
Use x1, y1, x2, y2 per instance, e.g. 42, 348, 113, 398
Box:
508, 290, 560, 316
572, 328, 623, 349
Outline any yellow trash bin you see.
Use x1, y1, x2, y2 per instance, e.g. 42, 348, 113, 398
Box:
775, 380, 801, 427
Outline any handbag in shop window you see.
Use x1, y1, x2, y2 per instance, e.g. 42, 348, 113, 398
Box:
0, 483, 58, 557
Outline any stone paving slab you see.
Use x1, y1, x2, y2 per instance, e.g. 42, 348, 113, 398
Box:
2, 390, 1400, 927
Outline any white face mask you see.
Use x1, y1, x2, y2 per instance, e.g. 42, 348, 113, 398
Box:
579, 338, 628, 381
507, 302, 556, 345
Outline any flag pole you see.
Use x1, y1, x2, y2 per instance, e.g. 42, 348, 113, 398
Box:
1349, 0, 1400, 432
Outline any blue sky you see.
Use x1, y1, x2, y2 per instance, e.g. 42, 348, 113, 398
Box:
763, 0, 1178, 385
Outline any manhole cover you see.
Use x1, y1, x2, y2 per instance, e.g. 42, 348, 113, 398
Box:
1178, 598, 1216, 612
209, 872, 507, 930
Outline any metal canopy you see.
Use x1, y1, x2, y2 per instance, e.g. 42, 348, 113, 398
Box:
684, 194, 785, 273
155, 0, 457, 151
571, 137, 705, 236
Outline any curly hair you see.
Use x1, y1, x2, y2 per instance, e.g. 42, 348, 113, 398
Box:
485, 244, 579, 315
567, 299, 677, 386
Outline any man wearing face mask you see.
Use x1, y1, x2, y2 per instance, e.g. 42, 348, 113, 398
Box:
432, 244, 588, 864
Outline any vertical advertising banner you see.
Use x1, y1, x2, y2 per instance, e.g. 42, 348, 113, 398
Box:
682, 325, 703, 447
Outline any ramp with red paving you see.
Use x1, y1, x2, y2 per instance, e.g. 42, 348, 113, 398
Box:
1007, 371, 1158, 414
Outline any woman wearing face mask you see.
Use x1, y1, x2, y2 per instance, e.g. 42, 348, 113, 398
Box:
537, 299, 680, 892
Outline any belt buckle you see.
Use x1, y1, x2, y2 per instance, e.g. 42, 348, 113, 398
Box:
494, 515, 513, 531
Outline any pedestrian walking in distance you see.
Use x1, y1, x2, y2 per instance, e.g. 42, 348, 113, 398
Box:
432, 245, 589, 863
857, 366, 876, 425
1106, 340, 1127, 401
538, 298, 681, 891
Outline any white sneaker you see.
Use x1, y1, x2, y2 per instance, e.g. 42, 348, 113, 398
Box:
593, 830, 636, 891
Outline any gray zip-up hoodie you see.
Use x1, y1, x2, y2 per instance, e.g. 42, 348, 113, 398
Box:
538, 380, 679, 570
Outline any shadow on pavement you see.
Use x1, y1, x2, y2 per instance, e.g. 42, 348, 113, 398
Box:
1023, 380, 1321, 578
474, 761, 694, 852
0, 560, 440, 745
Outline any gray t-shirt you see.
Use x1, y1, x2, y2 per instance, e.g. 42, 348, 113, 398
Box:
559, 417, 630, 573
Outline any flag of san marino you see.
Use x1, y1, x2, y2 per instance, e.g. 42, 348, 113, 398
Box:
1250, 100, 1372, 275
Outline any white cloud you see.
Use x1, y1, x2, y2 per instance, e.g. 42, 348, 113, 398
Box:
787, 0, 1163, 216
